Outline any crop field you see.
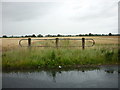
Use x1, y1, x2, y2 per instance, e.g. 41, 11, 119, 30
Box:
1, 36, 120, 70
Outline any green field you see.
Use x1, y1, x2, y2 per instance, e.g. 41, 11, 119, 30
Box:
2, 36, 120, 70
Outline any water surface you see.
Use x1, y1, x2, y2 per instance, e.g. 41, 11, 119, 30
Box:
2, 66, 118, 88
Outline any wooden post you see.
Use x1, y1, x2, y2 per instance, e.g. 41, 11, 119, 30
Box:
82, 38, 85, 50
56, 38, 59, 48
28, 38, 31, 47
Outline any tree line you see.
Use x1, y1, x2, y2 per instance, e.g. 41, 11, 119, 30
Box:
2, 33, 120, 38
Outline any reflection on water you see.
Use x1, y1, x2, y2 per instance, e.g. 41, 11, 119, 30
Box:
2, 66, 118, 88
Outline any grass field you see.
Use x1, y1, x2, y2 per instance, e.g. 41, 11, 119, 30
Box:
1, 36, 120, 70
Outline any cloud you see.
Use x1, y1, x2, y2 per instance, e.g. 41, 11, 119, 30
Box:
2, 0, 118, 36
69, 0, 118, 22
2, 2, 62, 21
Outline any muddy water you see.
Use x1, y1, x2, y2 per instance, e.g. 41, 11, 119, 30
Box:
2, 66, 118, 88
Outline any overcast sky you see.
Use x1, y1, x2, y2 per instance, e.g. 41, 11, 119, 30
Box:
1, 0, 119, 36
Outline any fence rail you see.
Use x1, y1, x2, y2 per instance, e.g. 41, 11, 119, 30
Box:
19, 38, 95, 50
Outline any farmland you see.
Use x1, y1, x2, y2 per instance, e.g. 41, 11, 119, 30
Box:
1, 36, 120, 70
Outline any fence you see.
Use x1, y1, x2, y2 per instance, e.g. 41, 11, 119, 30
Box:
19, 38, 95, 50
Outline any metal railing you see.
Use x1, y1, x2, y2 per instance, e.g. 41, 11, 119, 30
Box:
19, 38, 95, 50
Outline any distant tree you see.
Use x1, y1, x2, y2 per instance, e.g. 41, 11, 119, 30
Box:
57, 34, 61, 37
25, 35, 28, 37
10, 35, 14, 38
37, 34, 43, 37
94, 34, 97, 36
109, 33, 112, 36
52, 35, 57, 37
45, 34, 51, 37
68, 35, 71, 37
78, 34, 82, 36
85, 34, 88, 36
31, 34, 36, 37
2, 35, 7, 38
89, 33, 93, 36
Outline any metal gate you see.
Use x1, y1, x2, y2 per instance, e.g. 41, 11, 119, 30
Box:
19, 38, 95, 50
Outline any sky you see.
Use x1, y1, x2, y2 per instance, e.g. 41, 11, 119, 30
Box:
1, 0, 119, 36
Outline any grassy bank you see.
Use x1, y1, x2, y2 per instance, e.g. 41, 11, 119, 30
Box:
2, 36, 119, 70
2, 47, 118, 70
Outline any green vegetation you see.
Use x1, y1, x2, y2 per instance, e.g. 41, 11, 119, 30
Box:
2, 36, 119, 70
2, 45, 118, 70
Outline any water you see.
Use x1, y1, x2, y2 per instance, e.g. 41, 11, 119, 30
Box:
2, 66, 118, 88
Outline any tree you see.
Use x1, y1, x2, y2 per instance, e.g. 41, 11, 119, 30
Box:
37, 34, 43, 37
57, 34, 61, 37
2, 35, 7, 38
78, 34, 82, 36
31, 34, 36, 37
25, 35, 28, 37
109, 33, 112, 36
89, 33, 92, 36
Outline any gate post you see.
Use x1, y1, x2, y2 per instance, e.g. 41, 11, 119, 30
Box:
82, 38, 85, 50
28, 38, 31, 47
56, 38, 59, 48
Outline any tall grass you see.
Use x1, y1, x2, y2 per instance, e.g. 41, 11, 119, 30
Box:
2, 45, 118, 70
2, 37, 119, 70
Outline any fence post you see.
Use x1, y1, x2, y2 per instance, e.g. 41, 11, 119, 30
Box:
56, 38, 59, 48
28, 38, 31, 47
82, 38, 85, 50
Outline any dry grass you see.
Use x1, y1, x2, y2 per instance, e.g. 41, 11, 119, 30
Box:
2, 36, 119, 70
1, 38, 22, 51
1, 36, 119, 52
